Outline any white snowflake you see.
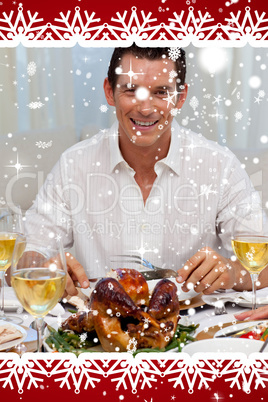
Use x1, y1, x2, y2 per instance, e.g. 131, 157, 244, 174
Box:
167, 8, 221, 41
0, 4, 47, 41
126, 337, 138, 353
106, 7, 161, 41
163, 90, 177, 107
0, 355, 49, 392
221, 358, 268, 392
189, 96, 199, 110
105, 358, 162, 391
199, 184, 218, 199
28, 101, 44, 109
79, 332, 88, 343
27, 61, 37, 76
224, 8, 268, 41
170, 108, 179, 116
246, 247, 255, 261
168, 47, 181, 62
55, 233, 62, 242
169, 70, 177, 79
258, 89, 265, 98
165, 358, 219, 392
234, 111, 243, 122
35, 140, 53, 149
99, 104, 108, 113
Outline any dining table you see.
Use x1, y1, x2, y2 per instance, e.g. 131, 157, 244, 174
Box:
2, 284, 268, 354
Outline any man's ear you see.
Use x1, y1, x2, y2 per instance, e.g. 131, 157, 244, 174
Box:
103, 77, 115, 106
175, 83, 188, 110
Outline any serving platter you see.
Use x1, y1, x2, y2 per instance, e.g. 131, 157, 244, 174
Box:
43, 316, 198, 354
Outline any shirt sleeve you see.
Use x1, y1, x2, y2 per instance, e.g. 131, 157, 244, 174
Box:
24, 153, 74, 250
215, 151, 262, 253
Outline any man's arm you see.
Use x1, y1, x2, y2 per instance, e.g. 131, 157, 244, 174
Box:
63, 253, 90, 296
235, 305, 268, 321
176, 246, 268, 294
6, 251, 90, 298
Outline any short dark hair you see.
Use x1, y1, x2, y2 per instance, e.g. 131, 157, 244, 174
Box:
107, 44, 186, 92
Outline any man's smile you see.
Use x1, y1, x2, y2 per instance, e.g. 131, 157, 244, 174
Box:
130, 118, 159, 128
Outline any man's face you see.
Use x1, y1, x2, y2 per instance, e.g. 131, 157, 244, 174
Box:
104, 53, 187, 149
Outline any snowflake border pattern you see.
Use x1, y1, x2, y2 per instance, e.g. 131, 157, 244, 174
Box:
0, 5, 268, 46
1, 353, 268, 394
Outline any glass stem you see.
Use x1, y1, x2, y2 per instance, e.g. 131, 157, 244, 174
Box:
251, 273, 259, 311
36, 317, 44, 352
0, 271, 5, 319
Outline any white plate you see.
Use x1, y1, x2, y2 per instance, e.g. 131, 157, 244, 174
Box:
182, 337, 264, 356
147, 277, 199, 301
0, 320, 27, 351
3, 287, 22, 311
3, 301, 22, 312
214, 320, 268, 338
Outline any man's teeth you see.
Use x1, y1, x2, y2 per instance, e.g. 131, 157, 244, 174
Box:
132, 119, 157, 127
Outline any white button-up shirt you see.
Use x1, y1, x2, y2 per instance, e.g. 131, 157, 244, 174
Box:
25, 120, 256, 277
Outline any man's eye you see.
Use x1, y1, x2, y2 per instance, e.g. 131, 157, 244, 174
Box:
156, 90, 168, 96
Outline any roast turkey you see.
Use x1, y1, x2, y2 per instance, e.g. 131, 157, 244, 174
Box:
62, 268, 180, 352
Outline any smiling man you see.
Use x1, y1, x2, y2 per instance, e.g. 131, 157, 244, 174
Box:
103, 47, 188, 203
23, 44, 268, 297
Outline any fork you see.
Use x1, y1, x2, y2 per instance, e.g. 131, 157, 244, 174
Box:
214, 300, 227, 315
110, 254, 178, 278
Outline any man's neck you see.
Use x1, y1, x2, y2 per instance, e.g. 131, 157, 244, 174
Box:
118, 133, 171, 203
119, 135, 171, 175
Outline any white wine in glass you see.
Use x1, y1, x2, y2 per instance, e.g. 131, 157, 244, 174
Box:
231, 202, 268, 310
0, 205, 24, 324
11, 235, 67, 352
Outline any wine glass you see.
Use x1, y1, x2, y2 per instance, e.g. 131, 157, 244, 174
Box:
231, 201, 268, 311
0, 205, 24, 324
10, 234, 67, 352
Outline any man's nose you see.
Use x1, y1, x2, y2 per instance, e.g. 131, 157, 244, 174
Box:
137, 98, 154, 115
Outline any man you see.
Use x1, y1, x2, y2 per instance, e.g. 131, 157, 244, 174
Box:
24, 44, 266, 297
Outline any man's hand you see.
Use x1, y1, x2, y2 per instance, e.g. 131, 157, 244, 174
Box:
176, 247, 242, 294
235, 306, 268, 321
64, 252, 90, 297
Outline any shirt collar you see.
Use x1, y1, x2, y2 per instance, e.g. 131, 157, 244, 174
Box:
108, 122, 125, 173
155, 120, 181, 177
108, 120, 182, 176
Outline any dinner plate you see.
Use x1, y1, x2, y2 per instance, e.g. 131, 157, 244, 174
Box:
182, 338, 264, 356
3, 287, 22, 311
0, 321, 27, 351
214, 320, 268, 338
